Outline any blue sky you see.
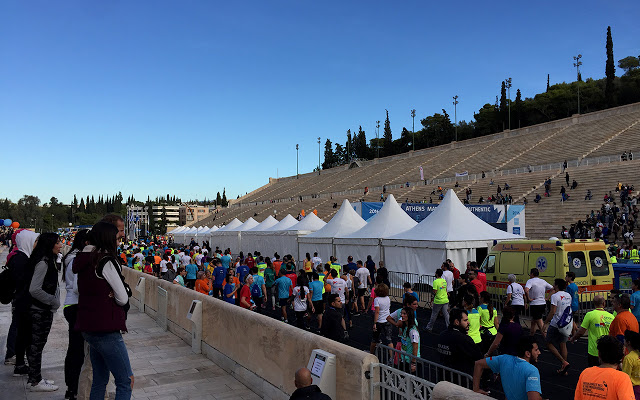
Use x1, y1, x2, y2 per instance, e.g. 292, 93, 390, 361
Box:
1, 1, 638, 205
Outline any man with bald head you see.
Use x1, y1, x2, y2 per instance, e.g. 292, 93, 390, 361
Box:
289, 367, 331, 400
569, 295, 614, 367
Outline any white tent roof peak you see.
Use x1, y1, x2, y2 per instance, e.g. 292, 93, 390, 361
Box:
388, 189, 524, 241
306, 199, 367, 238
247, 215, 279, 231
216, 218, 243, 232
267, 214, 299, 231
228, 217, 259, 232
341, 194, 416, 239
286, 212, 327, 231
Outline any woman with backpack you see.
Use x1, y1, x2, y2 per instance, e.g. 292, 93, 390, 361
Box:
27, 232, 62, 392
62, 229, 90, 400
73, 221, 133, 399
292, 276, 314, 330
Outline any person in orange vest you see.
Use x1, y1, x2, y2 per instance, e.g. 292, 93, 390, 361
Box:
313, 209, 318, 216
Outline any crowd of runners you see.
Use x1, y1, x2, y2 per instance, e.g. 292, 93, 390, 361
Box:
5, 222, 640, 399
115, 235, 640, 399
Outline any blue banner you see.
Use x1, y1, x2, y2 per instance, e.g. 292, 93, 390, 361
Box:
358, 202, 508, 224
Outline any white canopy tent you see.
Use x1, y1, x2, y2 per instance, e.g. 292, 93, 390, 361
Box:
334, 194, 417, 264
210, 218, 259, 252
168, 226, 186, 244
246, 216, 279, 232
240, 215, 298, 256
383, 189, 525, 275
181, 227, 198, 245
215, 218, 243, 232
298, 199, 367, 263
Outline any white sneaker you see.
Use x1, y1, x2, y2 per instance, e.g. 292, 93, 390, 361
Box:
29, 379, 59, 392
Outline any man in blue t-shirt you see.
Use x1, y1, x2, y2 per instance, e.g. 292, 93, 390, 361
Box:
220, 250, 232, 270
185, 263, 198, 289
275, 270, 293, 323
630, 279, 640, 323
236, 264, 250, 285
250, 267, 267, 314
565, 272, 579, 333
473, 336, 542, 400
212, 260, 226, 299
345, 255, 357, 273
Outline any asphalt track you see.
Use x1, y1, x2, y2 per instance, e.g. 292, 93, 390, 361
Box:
255, 298, 584, 400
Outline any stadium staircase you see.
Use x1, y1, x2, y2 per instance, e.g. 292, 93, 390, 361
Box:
193, 103, 640, 240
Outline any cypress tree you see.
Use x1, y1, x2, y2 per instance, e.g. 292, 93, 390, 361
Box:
383, 110, 392, 156
605, 26, 616, 107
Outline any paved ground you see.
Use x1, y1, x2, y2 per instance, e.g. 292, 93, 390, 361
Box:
0, 248, 260, 400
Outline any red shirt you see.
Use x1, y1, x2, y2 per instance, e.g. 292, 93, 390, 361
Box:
471, 279, 483, 295
285, 272, 297, 296
246, 257, 255, 269
451, 266, 460, 280
239, 285, 252, 309
477, 272, 487, 292
273, 261, 283, 277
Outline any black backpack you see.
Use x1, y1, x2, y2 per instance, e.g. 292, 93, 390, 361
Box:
0, 265, 15, 304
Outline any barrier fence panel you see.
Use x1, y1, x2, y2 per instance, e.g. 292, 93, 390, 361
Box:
388, 272, 423, 302
369, 362, 435, 400
375, 344, 473, 389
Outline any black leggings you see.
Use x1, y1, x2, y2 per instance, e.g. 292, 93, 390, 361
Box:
28, 308, 54, 385
64, 305, 85, 395
14, 309, 31, 367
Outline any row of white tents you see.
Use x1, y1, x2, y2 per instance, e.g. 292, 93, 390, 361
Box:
168, 190, 524, 275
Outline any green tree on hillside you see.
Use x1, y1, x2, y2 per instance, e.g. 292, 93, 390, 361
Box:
619, 56, 639, 75
605, 26, 616, 107
383, 110, 392, 156
322, 139, 334, 169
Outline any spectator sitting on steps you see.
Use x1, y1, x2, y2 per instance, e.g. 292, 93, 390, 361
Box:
571, 180, 578, 190
585, 189, 592, 200
504, 182, 510, 190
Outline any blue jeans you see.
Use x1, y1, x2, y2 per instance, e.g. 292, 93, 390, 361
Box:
82, 332, 133, 400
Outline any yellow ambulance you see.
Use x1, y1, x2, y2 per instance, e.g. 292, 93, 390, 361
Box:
480, 239, 614, 292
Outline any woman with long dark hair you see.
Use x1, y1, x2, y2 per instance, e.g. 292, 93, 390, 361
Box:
73, 221, 133, 400
27, 232, 62, 392
62, 229, 90, 400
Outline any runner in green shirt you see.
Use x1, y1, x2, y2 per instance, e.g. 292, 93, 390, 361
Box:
569, 295, 614, 367
426, 269, 450, 332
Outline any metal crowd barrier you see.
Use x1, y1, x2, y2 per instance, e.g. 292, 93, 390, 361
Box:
375, 344, 473, 389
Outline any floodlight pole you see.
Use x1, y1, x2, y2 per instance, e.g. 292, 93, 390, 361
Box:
296, 144, 299, 178
452, 96, 459, 141
376, 120, 380, 158
317, 137, 321, 174
411, 109, 416, 151
573, 54, 583, 114
505, 78, 512, 130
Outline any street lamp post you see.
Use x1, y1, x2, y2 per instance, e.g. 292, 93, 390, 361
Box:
411, 109, 416, 151
376, 120, 380, 158
51, 214, 54, 231
504, 78, 512, 130
296, 144, 299, 178
573, 54, 583, 114
317, 137, 321, 174
452, 96, 459, 141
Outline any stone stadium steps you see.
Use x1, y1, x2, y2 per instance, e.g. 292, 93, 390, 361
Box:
521, 160, 640, 239
499, 112, 640, 171
595, 122, 640, 156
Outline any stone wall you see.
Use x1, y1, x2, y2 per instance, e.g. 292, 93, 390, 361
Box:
122, 267, 377, 400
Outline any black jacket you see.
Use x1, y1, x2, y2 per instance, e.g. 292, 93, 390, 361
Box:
289, 385, 332, 400
437, 325, 483, 376
8, 252, 32, 312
